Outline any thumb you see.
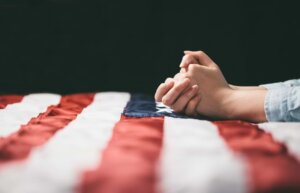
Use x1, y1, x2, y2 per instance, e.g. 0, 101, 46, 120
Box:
184, 50, 217, 68
179, 54, 199, 68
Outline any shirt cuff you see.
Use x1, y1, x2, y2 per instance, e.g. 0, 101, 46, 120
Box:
260, 82, 284, 90
264, 88, 289, 122
260, 79, 300, 89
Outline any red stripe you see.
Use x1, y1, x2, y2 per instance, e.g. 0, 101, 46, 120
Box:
214, 121, 300, 193
0, 93, 95, 165
79, 116, 164, 193
0, 95, 24, 109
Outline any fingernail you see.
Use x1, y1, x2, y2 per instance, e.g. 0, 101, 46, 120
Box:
168, 80, 174, 86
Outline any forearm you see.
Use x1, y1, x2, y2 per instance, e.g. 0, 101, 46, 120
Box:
225, 89, 267, 123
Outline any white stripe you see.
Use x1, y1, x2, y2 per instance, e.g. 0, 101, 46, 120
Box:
157, 117, 248, 193
0, 92, 130, 193
259, 122, 300, 161
0, 94, 61, 137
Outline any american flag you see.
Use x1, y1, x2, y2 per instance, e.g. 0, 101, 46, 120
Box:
0, 92, 300, 193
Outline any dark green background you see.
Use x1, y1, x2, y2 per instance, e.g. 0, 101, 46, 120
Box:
1, 0, 299, 94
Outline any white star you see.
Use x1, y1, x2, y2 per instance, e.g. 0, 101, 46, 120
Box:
155, 102, 174, 114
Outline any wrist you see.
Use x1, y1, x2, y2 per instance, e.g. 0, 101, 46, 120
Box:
219, 88, 238, 119
222, 89, 267, 122
229, 84, 239, 90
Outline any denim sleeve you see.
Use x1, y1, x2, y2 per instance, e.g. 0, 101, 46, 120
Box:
260, 79, 300, 89
265, 87, 300, 122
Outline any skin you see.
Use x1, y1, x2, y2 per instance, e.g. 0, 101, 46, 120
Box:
155, 50, 267, 123
155, 68, 201, 116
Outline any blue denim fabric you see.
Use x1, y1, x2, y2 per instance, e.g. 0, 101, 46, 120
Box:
260, 79, 300, 122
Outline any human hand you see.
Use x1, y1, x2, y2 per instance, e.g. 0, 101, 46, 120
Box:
154, 50, 213, 116
154, 70, 200, 116
155, 50, 267, 122
178, 51, 267, 122
182, 51, 232, 118
155, 50, 225, 117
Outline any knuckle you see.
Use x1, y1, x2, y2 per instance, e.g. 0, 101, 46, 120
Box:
165, 77, 172, 83
187, 69, 196, 78
188, 64, 198, 72
185, 55, 194, 63
190, 63, 198, 69
158, 83, 165, 89
174, 74, 180, 80
174, 85, 182, 93
197, 50, 205, 57
172, 105, 182, 113
162, 97, 171, 106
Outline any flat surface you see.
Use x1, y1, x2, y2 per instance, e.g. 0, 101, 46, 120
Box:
0, 93, 300, 193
